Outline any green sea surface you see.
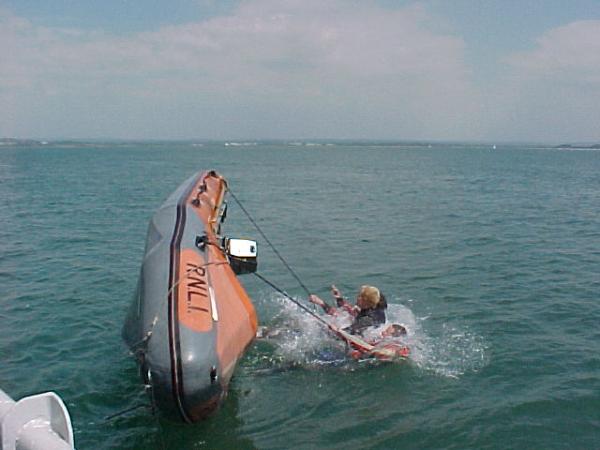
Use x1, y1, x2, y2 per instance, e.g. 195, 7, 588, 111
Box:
1, 142, 599, 449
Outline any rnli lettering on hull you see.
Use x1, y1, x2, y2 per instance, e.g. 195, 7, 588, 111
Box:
178, 249, 213, 332
186, 263, 208, 313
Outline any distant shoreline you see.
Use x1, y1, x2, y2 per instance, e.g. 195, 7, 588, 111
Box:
1, 137, 599, 149
555, 143, 600, 150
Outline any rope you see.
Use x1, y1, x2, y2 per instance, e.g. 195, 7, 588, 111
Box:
128, 260, 229, 353
227, 187, 312, 297
253, 272, 374, 353
166, 260, 228, 297
253, 272, 328, 328
104, 404, 148, 421
147, 372, 168, 450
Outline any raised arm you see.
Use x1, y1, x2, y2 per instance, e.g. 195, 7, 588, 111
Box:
308, 294, 335, 315
330, 285, 358, 316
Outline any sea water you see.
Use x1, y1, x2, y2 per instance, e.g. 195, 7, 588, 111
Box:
0, 142, 599, 449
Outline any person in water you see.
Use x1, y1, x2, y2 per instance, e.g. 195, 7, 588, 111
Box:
380, 323, 407, 338
309, 284, 388, 335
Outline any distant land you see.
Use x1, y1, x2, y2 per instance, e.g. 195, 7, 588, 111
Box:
555, 143, 600, 149
0, 138, 138, 147
0, 138, 50, 146
0, 138, 197, 148
0, 137, 454, 148
2, 137, 600, 149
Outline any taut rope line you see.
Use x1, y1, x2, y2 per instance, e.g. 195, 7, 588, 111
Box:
227, 187, 312, 298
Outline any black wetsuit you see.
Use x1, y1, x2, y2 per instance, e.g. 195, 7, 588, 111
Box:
347, 307, 386, 335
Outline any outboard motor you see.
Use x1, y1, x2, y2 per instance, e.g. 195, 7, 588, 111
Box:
224, 238, 258, 275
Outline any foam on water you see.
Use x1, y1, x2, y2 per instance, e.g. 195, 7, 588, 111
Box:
252, 293, 488, 376
405, 313, 489, 378
252, 293, 345, 368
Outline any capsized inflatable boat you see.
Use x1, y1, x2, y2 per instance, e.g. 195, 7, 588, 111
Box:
123, 170, 258, 422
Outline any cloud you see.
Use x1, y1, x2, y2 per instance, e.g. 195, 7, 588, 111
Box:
508, 20, 600, 84
1, 1, 479, 139
485, 20, 600, 142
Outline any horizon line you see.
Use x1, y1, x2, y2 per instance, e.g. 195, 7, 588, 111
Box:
2, 137, 599, 147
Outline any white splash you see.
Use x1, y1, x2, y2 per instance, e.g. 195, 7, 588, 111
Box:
254, 293, 488, 376
396, 298, 489, 377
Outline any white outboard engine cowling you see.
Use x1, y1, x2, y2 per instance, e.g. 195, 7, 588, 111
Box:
224, 238, 257, 275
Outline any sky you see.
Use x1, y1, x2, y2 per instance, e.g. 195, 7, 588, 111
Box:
1, 0, 600, 142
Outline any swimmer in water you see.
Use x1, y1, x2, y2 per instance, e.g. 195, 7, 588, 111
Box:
310, 285, 410, 359
309, 284, 387, 335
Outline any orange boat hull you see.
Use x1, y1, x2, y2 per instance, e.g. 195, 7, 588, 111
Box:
123, 170, 257, 422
